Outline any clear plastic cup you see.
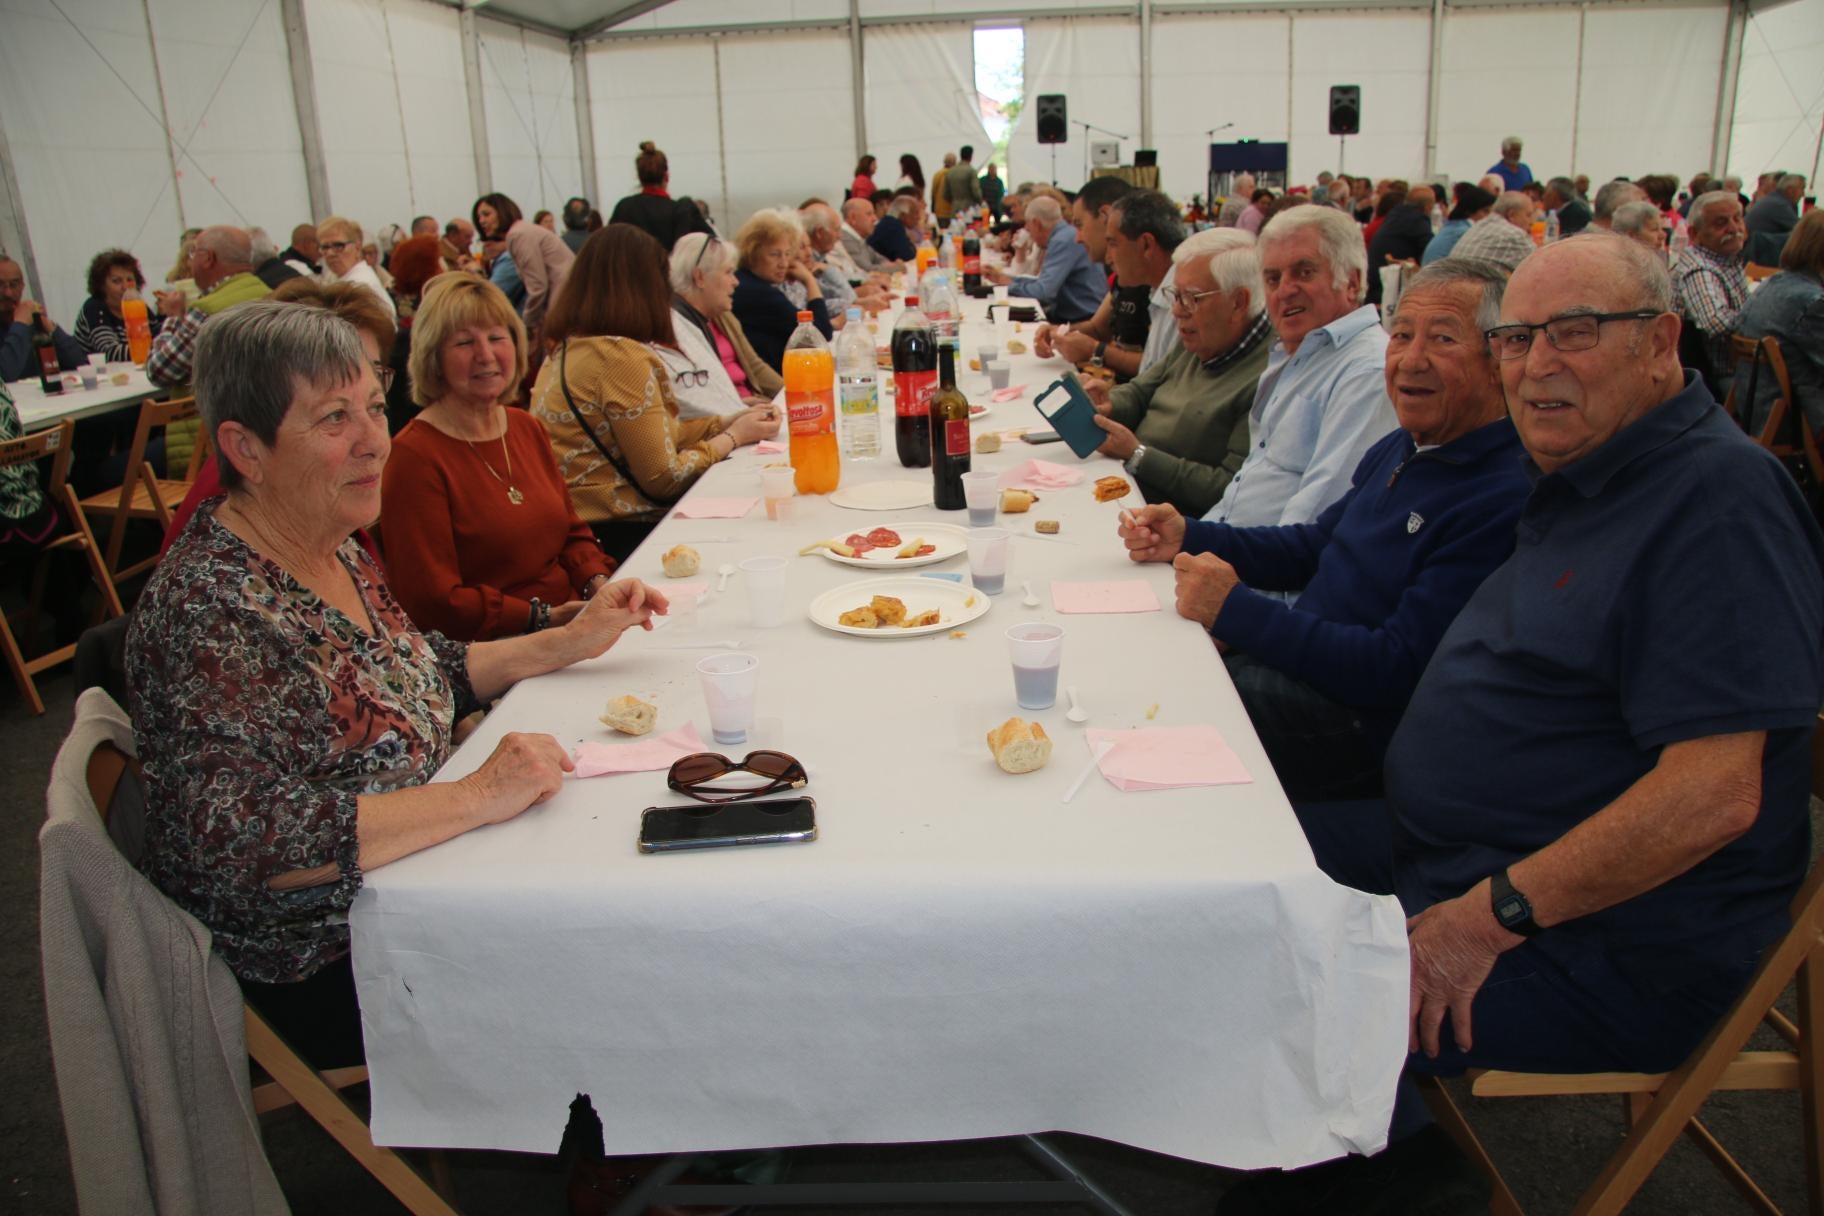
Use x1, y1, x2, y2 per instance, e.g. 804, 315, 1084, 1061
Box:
988, 364, 1011, 390
738, 555, 787, 627
697, 653, 759, 745
78, 364, 99, 389
962, 471, 999, 528
992, 285, 1010, 305
967, 526, 1011, 596
85, 352, 106, 371
1006, 623, 1064, 710
760, 465, 796, 521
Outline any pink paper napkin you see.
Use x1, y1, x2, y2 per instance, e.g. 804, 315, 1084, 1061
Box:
663, 581, 708, 602
1051, 580, 1160, 614
753, 441, 785, 454
990, 386, 1027, 403
1085, 726, 1252, 791
673, 497, 757, 519
574, 722, 705, 778
997, 459, 1085, 491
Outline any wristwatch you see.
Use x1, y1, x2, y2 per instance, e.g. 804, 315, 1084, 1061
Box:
1489, 868, 1542, 937
527, 598, 551, 633
1124, 444, 1148, 475
1091, 341, 1108, 367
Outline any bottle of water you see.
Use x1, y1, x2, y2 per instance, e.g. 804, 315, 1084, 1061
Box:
1545, 210, 1560, 243
836, 307, 880, 461
923, 271, 961, 349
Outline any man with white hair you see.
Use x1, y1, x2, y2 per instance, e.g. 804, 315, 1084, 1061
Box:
1202, 205, 1396, 527
1672, 189, 1748, 386
839, 197, 899, 272
146, 225, 272, 388
1746, 173, 1806, 264
1591, 179, 1645, 231
1078, 229, 1273, 515
1610, 200, 1667, 254
1477, 174, 1506, 198
1217, 173, 1256, 227
870, 194, 920, 263
984, 195, 1105, 323
801, 203, 889, 311
1486, 135, 1533, 191
1120, 258, 1530, 801
1037, 186, 1182, 380
1448, 191, 1537, 271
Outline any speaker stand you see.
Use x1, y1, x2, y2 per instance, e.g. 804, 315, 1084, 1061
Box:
1050, 144, 1058, 187
1337, 134, 1347, 177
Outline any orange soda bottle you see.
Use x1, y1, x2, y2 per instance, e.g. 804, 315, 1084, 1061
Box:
122, 291, 152, 364
783, 311, 840, 494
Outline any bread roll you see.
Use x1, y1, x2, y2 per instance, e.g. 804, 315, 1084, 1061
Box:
975, 432, 1002, 454
600, 694, 657, 736
661, 544, 700, 578
1001, 489, 1037, 514
986, 718, 1052, 774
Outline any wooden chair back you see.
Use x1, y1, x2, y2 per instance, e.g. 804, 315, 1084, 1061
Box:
0, 418, 76, 497
1747, 262, 1779, 283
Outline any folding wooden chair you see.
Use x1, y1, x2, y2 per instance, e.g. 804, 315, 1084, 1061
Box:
1723, 334, 1824, 490
0, 420, 125, 715
1419, 716, 1824, 1216
81, 713, 462, 1216
75, 394, 208, 584
1748, 263, 1781, 284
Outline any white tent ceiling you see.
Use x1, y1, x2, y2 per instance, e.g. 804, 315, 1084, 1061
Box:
1, 0, 1820, 322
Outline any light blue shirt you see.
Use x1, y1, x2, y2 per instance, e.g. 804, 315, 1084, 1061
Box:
1010, 220, 1106, 323
489, 251, 526, 311
1204, 303, 1396, 527
1421, 218, 1471, 266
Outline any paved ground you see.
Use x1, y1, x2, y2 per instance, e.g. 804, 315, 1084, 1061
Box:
2, 669, 1811, 1215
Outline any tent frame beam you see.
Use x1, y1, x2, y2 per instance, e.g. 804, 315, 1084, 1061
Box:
459, 9, 494, 196
281, 0, 332, 220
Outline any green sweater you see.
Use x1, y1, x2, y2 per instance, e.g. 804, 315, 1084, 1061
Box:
1106, 317, 1271, 516
166, 272, 272, 473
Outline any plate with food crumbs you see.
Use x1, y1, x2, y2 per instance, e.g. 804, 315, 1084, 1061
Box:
809, 576, 992, 638
799, 521, 967, 569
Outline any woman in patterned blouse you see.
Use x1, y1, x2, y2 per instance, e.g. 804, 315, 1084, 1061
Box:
128, 300, 667, 1067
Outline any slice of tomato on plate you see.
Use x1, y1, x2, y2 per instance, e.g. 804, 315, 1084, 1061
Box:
866, 527, 902, 547
843, 533, 876, 553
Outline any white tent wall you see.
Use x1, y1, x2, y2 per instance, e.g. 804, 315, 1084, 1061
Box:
716, 30, 857, 223
585, 41, 725, 220
862, 23, 993, 200
1435, 8, 1580, 188
477, 20, 586, 217
1149, 13, 1290, 204
1290, 13, 1431, 188
1727, 0, 1824, 185
1007, 16, 1142, 192
1574, 5, 1726, 185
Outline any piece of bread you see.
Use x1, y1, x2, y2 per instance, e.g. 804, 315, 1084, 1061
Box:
1093, 476, 1131, 503
903, 609, 941, 628
1034, 519, 1060, 534
599, 694, 656, 736
839, 606, 879, 628
986, 718, 1052, 774
1001, 489, 1037, 514
1006, 339, 1027, 354
661, 544, 700, 578
870, 595, 907, 626
975, 432, 1002, 454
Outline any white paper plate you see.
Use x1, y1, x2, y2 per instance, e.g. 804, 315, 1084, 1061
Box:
829, 480, 933, 511
809, 576, 993, 638
968, 403, 991, 420
811, 520, 968, 569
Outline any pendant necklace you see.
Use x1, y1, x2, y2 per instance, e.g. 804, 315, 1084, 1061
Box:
467, 425, 524, 505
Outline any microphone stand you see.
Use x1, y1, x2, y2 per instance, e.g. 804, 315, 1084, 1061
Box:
1074, 119, 1131, 185
1205, 123, 1235, 215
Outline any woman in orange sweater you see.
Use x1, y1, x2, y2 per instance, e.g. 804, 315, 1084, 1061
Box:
381, 276, 615, 641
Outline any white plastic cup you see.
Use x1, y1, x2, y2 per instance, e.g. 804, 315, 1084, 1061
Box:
739, 555, 788, 627
976, 345, 999, 368
697, 653, 759, 745
962, 471, 999, 528
1006, 622, 1064, 710
992, 285, 1010, 305
966, 526, 1011, 596
988, 364, 1011, 390
78, 364, 99, 390
760, 465, 796, 522
85, 352, 106, 371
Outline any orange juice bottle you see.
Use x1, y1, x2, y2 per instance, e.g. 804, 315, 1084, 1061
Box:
915, 239, 937, 280
783, 312, 840, 494
122, 291, 152, 364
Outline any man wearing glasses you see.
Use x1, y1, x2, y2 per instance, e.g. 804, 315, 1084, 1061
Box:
1239, 234, 1824, 1211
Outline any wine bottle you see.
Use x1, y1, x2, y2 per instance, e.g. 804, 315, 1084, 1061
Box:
929, 343, 970, 510
34, 312, 62, 395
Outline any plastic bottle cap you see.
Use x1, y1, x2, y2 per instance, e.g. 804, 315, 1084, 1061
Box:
905, 296, 919, 306
796, 310, 813, 322
847, 307, 862, 320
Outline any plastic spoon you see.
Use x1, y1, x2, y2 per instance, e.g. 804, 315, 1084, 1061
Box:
1021, 579, 1041, 607
716, 562, 736, 592
1066, 686, 1088, 724
1061, 740, 1115, 804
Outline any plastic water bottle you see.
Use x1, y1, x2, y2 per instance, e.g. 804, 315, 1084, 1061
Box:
1545, 210, 1560, 243
836, 308, 880, 461
922, 271, 960, 349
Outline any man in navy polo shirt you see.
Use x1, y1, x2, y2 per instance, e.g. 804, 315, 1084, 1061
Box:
1117, 259, 1532, 799
1226, 234, 1823, 1213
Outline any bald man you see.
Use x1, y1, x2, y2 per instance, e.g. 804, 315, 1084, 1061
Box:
147, 225, 272, 388
0, 256, 85, 382
280, 222, 321, 275
839, 197, 899, 272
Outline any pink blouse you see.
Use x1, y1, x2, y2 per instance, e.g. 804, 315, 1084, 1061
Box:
710, 319, 751, 396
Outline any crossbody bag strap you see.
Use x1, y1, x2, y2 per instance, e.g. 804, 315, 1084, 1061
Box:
557, 339, 684, 507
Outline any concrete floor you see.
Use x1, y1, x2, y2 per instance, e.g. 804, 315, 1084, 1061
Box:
2, 668, 1813, 1215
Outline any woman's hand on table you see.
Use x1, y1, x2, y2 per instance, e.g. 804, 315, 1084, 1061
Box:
1118, 503, 1185, 563
727, 406, 780, 446
462, 731, 575, 824
555, 579, 666, 663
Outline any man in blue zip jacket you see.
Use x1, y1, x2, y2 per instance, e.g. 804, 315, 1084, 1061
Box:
1117, 259, 1531, 799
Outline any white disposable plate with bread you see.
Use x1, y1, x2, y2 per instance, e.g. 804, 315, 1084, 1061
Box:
808, 576, 992, 638
801, 520, 968, 569
828, 481, 934, 511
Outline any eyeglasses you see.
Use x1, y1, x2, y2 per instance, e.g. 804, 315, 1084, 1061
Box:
372, 361, 396, 392
667, 750, 807, 803
321, 240, 354, 255
1162, 284, 1220, 311
1483, 311, 1663, 361
674, 367, 710, 388
691, 235, 720, 277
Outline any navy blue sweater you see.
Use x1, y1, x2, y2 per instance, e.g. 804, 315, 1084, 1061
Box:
731, 268, 832, 374
1186, 417, 1530, 731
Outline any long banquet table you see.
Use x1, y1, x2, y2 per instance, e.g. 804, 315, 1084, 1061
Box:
11, 364, 164, 429
349, 293, 1409, 1172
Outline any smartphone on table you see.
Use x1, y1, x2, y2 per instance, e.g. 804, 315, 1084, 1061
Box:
638, 797, 817, 853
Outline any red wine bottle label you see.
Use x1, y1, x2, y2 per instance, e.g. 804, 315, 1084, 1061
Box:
894, 370, 936, 417
943, 418, 971, 457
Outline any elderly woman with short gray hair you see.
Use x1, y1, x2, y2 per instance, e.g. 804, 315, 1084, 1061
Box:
127, 299, 665, 1068
669, 231, 782, 418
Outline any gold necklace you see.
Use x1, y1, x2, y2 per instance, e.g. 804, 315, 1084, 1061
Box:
465, 424, 524, 505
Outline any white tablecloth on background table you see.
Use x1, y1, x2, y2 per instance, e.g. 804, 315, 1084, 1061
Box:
11, 366, 162, 430
350, 297, 1409, 1169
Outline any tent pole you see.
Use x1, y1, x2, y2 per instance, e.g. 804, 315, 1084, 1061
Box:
1710, 0, 1747, 177
1139, 0, 1153, 150
280, 0, 331, 220
573, 42, 598, 205
1423, 0, 1442, 181
850, 0, 868, 161
142, 0, 186, 229
460, 8, 494, 196
1569, 2, 1586, 177
713, 38, 730, 228
0, 108, 45, 306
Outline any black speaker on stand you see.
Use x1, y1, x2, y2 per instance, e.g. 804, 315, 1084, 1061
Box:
1036, 93, 1067, 184
1328, 85, 1360, 175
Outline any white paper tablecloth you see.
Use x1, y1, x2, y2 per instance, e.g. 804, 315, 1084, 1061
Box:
351, 299, 1409, 1169
11, 365, 161, 429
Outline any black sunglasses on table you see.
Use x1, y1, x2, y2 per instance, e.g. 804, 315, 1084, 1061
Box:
667, 750, 807, 803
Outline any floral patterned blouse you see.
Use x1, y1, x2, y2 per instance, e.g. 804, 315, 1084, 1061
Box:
127, 499, 479, 984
